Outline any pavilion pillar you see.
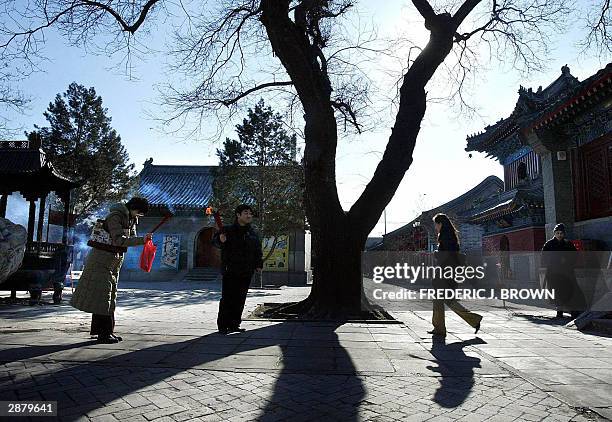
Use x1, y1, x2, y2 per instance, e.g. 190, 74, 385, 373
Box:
525, 130, 575, 238
0, 194, 7, 218
26, 199, 37, 243
62, 192, 71, 244
37, 194, 46, 242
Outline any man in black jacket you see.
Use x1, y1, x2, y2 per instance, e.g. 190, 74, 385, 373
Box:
213, 204, 263, 334
542, 223, 584, 319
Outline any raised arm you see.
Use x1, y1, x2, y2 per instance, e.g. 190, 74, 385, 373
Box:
106, 214, 145, 247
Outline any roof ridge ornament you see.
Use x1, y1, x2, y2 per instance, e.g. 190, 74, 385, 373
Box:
0, 140, 31, 150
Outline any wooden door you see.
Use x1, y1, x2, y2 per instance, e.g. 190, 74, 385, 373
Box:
582, 136, 612, 219
195, 228, 221, 268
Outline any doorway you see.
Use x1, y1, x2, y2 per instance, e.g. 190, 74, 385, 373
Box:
195, 228, 221, 268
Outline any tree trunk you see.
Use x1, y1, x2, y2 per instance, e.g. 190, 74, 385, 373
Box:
306, 216, 366, 317
260, 0, 458, 319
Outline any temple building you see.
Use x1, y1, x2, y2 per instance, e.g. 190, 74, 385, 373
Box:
380, 176, 504, 253
120, 160, 311, 285
466, 63, 612, 251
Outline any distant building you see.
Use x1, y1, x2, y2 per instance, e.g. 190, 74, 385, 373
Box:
466, 64, 612, 251
381, 176, 504, 253
120, 160, 311, 285
364, 237, 383, 251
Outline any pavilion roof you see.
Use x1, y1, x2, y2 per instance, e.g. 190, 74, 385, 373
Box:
0, 140, 81, 196
465, 63, 611, 161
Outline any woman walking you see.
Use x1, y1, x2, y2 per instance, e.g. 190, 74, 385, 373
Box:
71, 197, 152, 343
428, 213, 483, 337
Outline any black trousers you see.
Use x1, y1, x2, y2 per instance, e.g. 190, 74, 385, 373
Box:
90, 313, 115, 337
217, 272, 253, 330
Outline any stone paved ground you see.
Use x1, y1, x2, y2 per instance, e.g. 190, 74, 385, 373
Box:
0, 281, 610, 421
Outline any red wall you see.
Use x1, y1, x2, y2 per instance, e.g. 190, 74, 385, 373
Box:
483, 227, 546, 253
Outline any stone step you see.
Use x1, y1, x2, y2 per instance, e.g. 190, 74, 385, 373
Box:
182, 268, 220, 282
187, 268, 219, 272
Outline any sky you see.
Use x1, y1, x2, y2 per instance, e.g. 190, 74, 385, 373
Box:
2, 0, 608, 236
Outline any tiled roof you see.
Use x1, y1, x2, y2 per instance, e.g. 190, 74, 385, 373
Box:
466, 181, 545, 222
0, 140, 80, 194
530, 62, 612, 130
384, 176, 503, 238
465, 63, 610, 159
139, 164, 217, 208
0, 149, 44, 174
432, 175, 504, 216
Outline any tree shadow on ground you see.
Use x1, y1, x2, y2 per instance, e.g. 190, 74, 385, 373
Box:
515, 313, 612, 339
0, 288, 280, 318
259, 323, 363, 421
426, 336, 487, 408
0, 322, 365, 421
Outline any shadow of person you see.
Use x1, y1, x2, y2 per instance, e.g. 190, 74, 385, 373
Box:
1, 322, 365, 421
426, 336, 486, 408
0, 340, 98, 363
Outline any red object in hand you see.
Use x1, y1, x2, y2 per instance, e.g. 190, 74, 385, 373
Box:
213, 211, 223, 231
139, 238, 157, 272
205, 207, 224, 231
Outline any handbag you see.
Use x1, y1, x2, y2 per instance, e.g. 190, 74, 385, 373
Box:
87, 219, 127, 253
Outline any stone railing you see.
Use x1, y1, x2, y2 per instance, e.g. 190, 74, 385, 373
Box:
25, 242, 67, 258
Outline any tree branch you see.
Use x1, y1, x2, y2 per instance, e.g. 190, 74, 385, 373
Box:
221, 81, 293, 106
411, 0, 437, 26
349, 0, 458, 237
1, 0, 161, 52
584, 0, 612, 53
80, 0, 161, 34
330, 100, 361, 134
453, 0, 483, 28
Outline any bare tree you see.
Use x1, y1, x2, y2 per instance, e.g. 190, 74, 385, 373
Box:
583, 0, 612, 53
0, 0, 609, 317
0, 60, 29, 138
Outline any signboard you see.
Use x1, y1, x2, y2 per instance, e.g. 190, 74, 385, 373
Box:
262, 235, 289, 272
48, 210, 78, 227
161, 234, 180, 269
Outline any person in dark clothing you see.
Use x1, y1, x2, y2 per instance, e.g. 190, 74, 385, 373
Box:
428, 213, 483, 337
541, 223, 585, 319
213, 204, 263, 334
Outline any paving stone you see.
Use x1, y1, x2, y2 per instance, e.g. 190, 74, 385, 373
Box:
2, 284, 610, 422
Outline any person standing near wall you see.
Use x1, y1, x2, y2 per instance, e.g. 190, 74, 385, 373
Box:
71, 198, 152, 343
213, 204, 263, 334
542, 223, 585, 319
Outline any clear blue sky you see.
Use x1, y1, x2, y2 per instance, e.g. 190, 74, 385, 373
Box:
2, 1, 607, 236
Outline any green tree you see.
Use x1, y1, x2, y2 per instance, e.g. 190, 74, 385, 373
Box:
27, 82, 135, 221
213, 99, 304, 264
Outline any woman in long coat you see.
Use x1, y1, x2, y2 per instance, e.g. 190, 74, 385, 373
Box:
428, 213, 483, 337
71, 198, 152, 343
